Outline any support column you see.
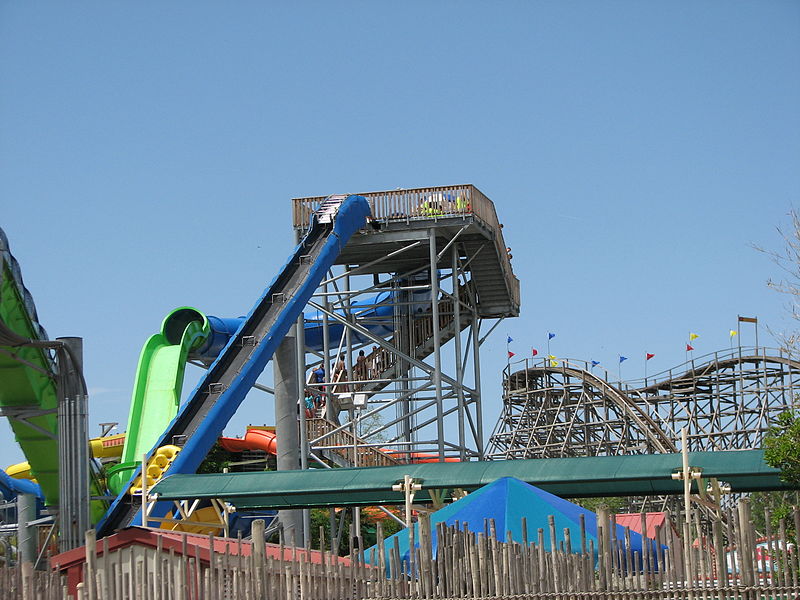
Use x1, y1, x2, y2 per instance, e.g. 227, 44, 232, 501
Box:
273, 325, 303, 546
395, 277, 412, 460
470, 310, 484, 459
429, 230, 445, 460
295, 312, 311, 548
322, 281, 334, 421
452, 246, 466, 460
17, 492, 37, 565
57, 336, 89, 552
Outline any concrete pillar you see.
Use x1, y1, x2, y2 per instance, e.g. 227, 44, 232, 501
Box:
273, 325, 303, 546
17, 492, 37, 565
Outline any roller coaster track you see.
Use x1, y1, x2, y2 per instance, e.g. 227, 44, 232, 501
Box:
487, 347, 800, 460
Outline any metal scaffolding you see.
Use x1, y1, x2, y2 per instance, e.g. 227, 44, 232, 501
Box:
487, 347, 800, 460
291, 186, 520, 468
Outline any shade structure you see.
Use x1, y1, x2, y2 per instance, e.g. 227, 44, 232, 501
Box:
366, 477, 658, 567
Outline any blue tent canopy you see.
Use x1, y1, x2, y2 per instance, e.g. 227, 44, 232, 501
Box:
366, 477, 658, 567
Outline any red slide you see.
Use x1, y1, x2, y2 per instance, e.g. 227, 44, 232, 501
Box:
218, 428, 278, 455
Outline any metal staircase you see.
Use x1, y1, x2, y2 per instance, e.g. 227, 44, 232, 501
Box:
305, 418, 399, 468
358, 289, 474, 395
308, 290, 474, 467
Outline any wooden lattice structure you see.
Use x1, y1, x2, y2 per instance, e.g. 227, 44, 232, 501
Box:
487, 347, 800, 460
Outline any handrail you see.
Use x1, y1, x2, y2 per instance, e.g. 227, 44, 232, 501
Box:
305, 418, 398, 467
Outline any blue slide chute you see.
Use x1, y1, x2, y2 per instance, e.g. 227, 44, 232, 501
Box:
97, 195, 371, 535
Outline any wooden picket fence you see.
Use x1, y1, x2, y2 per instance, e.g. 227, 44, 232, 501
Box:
2, 497, 800, 599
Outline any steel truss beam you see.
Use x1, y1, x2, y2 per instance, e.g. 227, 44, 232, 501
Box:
303, 237, 486, 465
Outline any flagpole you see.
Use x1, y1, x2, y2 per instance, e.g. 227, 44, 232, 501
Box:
737, 315, 741, 350
755, 319, 759, 351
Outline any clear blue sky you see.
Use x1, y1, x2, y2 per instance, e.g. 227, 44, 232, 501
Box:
2, 2, 799, 464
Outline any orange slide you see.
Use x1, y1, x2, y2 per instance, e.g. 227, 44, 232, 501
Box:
218, 426, 278, 455
383, 450, 461, 463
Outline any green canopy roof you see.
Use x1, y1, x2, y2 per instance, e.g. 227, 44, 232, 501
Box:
150, 449, 792, 510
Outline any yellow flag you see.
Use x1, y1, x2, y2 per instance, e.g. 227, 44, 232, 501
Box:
729, 330, 738, 337
548, 354, 559, 367
689, 333, 699, 341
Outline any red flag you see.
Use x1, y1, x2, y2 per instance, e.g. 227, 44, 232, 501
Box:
686, 344, 694, 352
508, 351, 515, 359
531, 348, 538, 357
646, 353, 655, 361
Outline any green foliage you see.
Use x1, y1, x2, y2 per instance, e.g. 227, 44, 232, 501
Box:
764, 411, 800, 486
197, 442, 235, 474
306, 508, 404, 555
749, 491, 798, 535
572, 496, 628, 514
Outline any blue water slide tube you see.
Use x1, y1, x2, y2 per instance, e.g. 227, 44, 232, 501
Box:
97, 195, 370, 535
193, 286, 433, 362
0, 470, 43, 502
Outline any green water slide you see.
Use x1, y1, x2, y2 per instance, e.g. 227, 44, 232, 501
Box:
0, 229, 60, 506
107, 308, 210, 494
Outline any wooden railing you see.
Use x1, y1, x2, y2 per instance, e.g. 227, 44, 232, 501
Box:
305, 418, 399, 468
359, 290, 467, 392
292, 184, 519, 311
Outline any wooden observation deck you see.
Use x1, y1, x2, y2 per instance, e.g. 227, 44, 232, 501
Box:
292, 184, 520, 318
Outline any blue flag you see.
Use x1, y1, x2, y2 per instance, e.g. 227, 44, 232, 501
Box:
548, 332, 556, 340
591, 360, 600, 367
507, 336, 513, 344
619, 356, 628, 363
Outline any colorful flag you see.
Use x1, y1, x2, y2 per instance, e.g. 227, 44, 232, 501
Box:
689, 333, 699, 341
548, 332, 556, 340
646, 353, 655, 361
508, 351, 515, 359
531, 348, 538, 357
686, 344, 694, 352
619, 356, 628, 363
550, 358, 559, 367
507, 335, 513, 344
729, 330, 738, 337
591, 360, 600, 367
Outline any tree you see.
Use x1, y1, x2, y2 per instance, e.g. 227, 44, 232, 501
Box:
755, 209, 800, 350
764, 411, 800, 486
196, 442, 234, 474
571, 496, 627, 514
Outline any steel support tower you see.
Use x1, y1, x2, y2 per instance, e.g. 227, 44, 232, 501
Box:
290, 185, 520, 468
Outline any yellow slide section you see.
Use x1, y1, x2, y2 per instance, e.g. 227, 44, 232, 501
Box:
6, 433, 127, 481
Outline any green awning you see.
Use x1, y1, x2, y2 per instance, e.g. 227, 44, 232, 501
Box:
151, 449, 793, 510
